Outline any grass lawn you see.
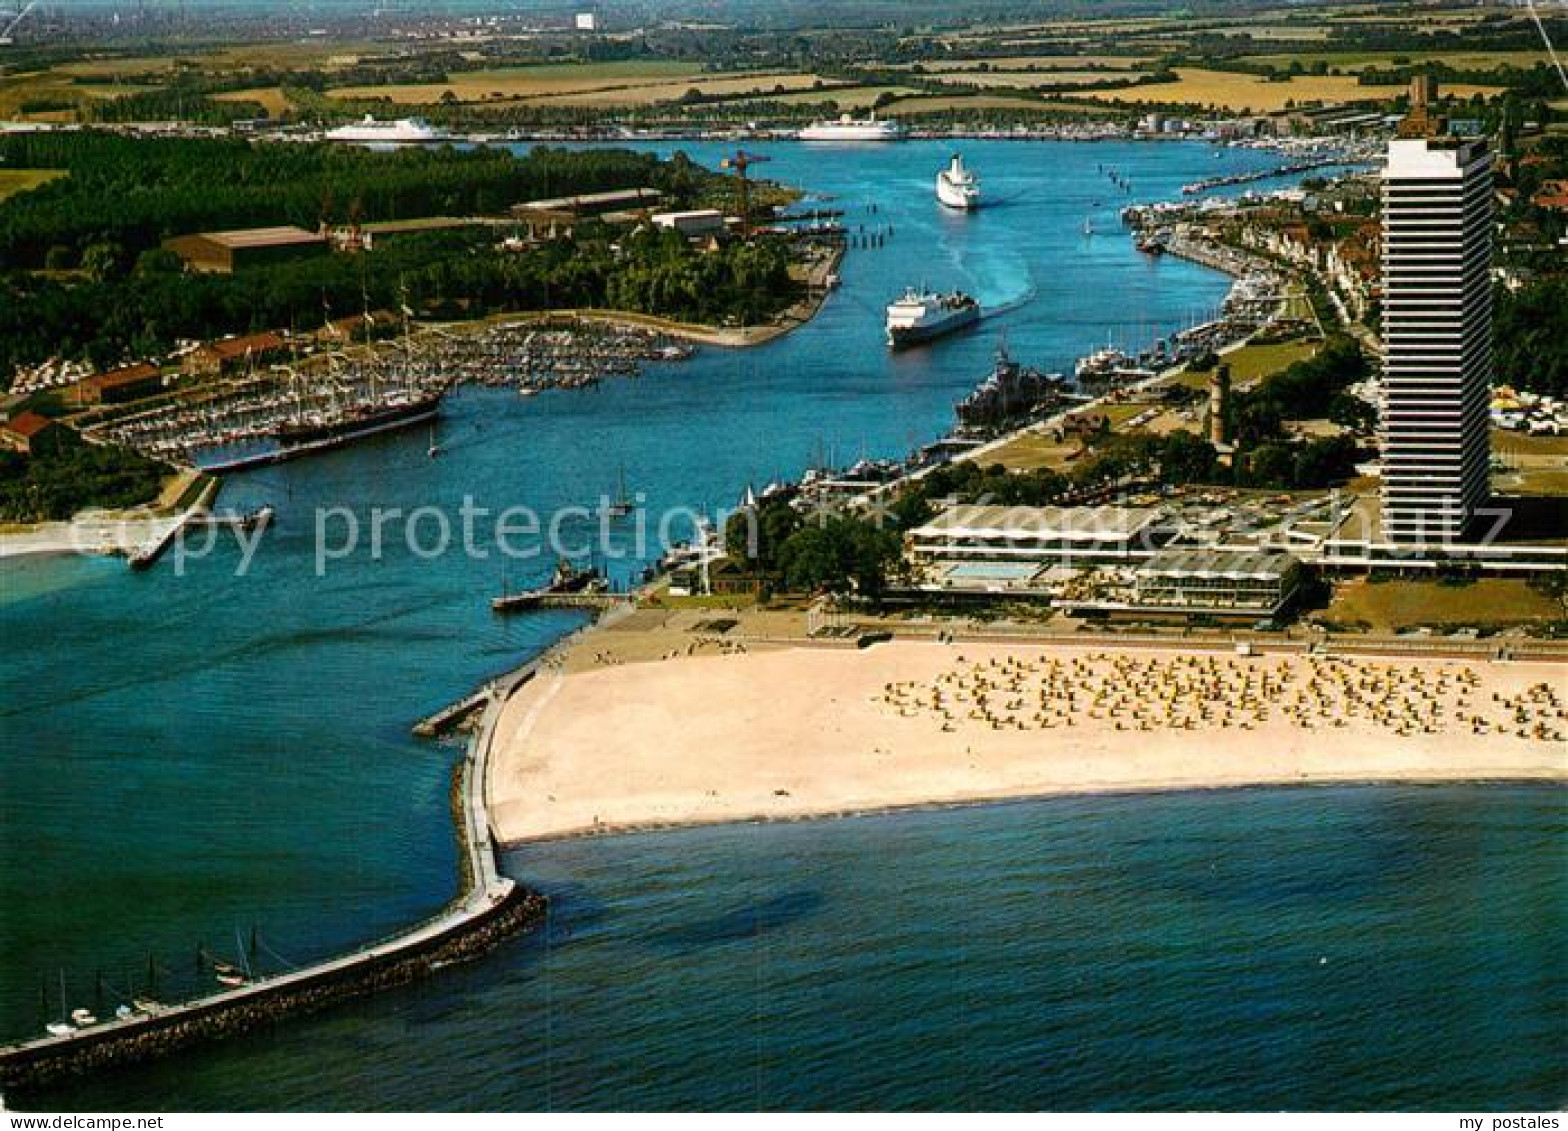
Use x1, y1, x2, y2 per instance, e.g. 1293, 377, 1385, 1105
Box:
1319, 577, 1564, 632
1172, 337, 1322, 390
980, 430, 1086, 472
1492, 430, 1568, 497
0, 169, 65, 203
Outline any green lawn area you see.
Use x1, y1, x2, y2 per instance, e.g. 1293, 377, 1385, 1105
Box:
0, 169, 65, 203
1174, 337, 1323, 391
1318, 577, 1564, 633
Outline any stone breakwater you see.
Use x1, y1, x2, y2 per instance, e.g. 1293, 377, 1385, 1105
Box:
0, 886, 546, 1092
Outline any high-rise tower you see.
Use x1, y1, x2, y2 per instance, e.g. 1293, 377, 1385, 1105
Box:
1378, 96, 1493, 544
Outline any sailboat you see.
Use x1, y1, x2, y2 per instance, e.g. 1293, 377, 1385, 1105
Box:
605, 466, 636, 518
45, 971, 75, 1037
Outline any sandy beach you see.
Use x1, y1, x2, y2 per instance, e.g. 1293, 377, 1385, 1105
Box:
488, 638, 1567, 844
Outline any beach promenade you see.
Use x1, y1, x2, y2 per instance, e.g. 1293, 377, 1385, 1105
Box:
488, 631, 1567, 845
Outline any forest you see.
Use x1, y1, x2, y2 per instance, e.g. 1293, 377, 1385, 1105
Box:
0, 137, 791, 382
0, 133, 722, 268
1, 225, 795, 381
0, 432, 171, 523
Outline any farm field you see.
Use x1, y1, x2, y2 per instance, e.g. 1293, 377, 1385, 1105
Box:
888, 55, 1148, 71
325, 61, 747, 104
1237, 50, 1552, 72
772, 85, 919, 108
0, 72, 162, 118
529, 74, 842, 107
878, 94, 1069, 115
923, 70, 1150, 89
1076, 68, 1504, 112
212, 87, 292, 117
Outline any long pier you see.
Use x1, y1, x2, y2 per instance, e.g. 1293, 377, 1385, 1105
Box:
0, 677, 544, 1093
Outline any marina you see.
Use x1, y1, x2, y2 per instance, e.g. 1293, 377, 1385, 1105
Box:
89, 317, 696, 474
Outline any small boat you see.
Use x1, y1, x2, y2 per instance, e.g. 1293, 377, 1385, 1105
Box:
69, 1008, 98, 1028
45, 1021, 76, 1037
1083, 217, 1094, 237
518, 387, 538, 398
492, 559, 608, 613
427, 423, 442, 458
605, 466, 636, 518
215, 973, 248, 988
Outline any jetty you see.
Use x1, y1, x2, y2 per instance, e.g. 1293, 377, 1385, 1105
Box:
0, 678, 543, 1093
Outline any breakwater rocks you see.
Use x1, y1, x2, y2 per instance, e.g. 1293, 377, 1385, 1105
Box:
0, 886, 546, 1092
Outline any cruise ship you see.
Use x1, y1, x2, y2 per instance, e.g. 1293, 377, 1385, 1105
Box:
798, 114, 903, 142
325, 116, 448, 145
885, 288, 981, 349
936, 153, 981, 210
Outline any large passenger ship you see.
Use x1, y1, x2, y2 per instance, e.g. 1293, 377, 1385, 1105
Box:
798, 114, 903, 142
936, 153, 981, 210
325, 116, 448, 145
885, 288, 981, 349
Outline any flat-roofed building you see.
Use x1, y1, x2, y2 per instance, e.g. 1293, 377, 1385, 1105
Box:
1132, 548, 1303, 616
74, 362, 164, 407
163, 226, 330, 274
907, 504, 1172, 572
651, 209, 728, 238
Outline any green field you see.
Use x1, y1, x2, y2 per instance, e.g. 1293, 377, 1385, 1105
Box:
0, 169, 65, 203
1320, 577, 1564, 632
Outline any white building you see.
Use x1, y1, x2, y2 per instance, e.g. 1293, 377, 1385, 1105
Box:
651, 209, 727, 238
906, 504, 1172, 574
1378, 134, 1494, 544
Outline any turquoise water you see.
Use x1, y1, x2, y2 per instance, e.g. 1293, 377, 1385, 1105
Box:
5, 140, 1561, 1110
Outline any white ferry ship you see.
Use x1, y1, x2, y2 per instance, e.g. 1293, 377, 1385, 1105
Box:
798, 114, 903, 142
325, 116, 448, 145
936, 153, 981, 210
885, 288, 981, 349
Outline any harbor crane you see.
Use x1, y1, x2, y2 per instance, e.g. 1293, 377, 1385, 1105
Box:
719, 150, 771, 237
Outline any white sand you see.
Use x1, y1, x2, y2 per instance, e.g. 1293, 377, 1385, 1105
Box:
488, 640, 1567, 844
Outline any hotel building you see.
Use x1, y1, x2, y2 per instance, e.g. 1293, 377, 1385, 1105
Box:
1378, 109, 1494, 544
